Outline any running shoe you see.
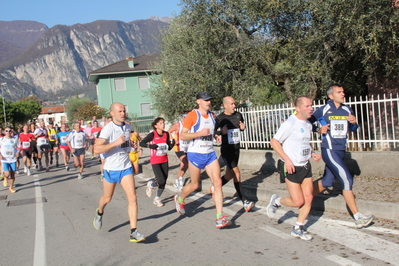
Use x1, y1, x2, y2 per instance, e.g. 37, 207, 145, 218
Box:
129, 230, 145, 243
215, 215, 232, 229
24, 166, 27, 174
243, 200, 255, 212
66, 165, 70, 171
9, 187, 16, 193
146, 180, 155, 197
78, 173, 83, 179
93, 208, 102, 230
56, 162, 59, 167
291, 226, 312, 240
35, 164, 38, 169
39, 165, 44, 171
174, 194, 185, 215
27, 169, 31, 176
46, 167, 50, 172
3, 178, 8, 187
266, 194, 280, 218
209, 185, 215, 201
354, 213, 375, 229
153, 197, 164, 207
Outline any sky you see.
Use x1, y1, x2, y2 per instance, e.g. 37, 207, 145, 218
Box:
0, 0, 182, 28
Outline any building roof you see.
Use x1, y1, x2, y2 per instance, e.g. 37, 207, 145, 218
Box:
41, 106, 66, 114
88, 53, 160, 83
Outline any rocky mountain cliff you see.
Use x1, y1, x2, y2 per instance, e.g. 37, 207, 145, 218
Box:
0, 18, 169, 101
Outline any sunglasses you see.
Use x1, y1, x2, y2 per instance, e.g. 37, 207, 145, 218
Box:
4, 130, 12, 132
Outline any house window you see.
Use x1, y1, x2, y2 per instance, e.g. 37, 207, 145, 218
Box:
140, 103, 152, 116
114, 78, 126, 91
138, 77, 149, 90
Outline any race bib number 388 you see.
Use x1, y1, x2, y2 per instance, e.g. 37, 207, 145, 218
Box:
329, 116, 348, 139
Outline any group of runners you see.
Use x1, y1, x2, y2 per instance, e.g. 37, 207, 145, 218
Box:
0, 85, 375, 243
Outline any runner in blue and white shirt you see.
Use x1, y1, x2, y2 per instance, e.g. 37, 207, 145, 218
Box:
309, 84, 374, 228
33, 120, 50, 171
67, 122, 87, 179
0, 127, 20, 193
56, 123, 71, 171
92, 102, 145, 243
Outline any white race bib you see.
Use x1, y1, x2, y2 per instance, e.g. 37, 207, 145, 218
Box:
227, 128, 240, 144
38, 138, 47, 145
156, 143, 168, 156
22, 141, 31, 149
330, 118, 348, 139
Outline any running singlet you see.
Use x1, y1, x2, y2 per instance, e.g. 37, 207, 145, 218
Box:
148, 131, 169, 164
19, 133, 35, 150
183, 110, 215, 154
0, 137, 18, 163
34, 128, 49, 145
85, 127, 94, 139
273, 114, 313, 166
130, 132, 138, 153
68, 130, 86, 149
57, 131, 70, 146
173, 121, 189, 153
98, 122, 132, 171
48, 128, 58, 142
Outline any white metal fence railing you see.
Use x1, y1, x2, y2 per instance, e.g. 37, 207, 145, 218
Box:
238, 93, 399, 152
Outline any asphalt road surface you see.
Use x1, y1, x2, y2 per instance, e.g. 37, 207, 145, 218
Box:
1, 156, 398, 266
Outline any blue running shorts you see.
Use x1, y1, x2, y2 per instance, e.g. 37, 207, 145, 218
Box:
187, 152, 217, 170
2, 162, 17, 172
104, 168, 133, 184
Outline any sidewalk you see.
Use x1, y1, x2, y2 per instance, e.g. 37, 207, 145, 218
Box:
140, 149, 399, 221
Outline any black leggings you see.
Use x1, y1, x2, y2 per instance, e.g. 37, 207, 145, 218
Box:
152, 162, 169, 197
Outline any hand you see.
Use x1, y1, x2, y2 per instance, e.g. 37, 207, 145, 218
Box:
284, 159, 295, 174
199, 128, 211, 137
319, 124, 330, 134
239, 121, 245, 130
131, 140, 138, 150
221, 125, 228, 135
169, 139, 176, 146
148, 144, 159, 149
312, 153, 321, 162
114, 135, 126, 146
215, 135, 221, 143
348, 114, 357, 124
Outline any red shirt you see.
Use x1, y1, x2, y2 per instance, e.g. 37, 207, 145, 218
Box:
92, 127, 102, 139
149, 131, 169, 165
19, 133, 35, 150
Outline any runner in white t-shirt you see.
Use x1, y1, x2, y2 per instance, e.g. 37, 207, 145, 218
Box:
33, 120, 50, 172
0, 127, 20, 193
92, 102, 145, 243
267, 96, 321, 241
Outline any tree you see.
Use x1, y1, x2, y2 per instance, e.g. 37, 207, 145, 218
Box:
152, 0, 399, 120
76, 102, 108, 121
66, 97, 91, 122
11, 99, 42, 126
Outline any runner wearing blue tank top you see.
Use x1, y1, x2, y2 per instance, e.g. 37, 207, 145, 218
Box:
309, 84, 374, 228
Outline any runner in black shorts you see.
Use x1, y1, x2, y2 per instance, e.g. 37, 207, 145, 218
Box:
214, 96, 254, 212
267, 96, 321, 241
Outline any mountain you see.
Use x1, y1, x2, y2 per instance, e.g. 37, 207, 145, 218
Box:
0, 18, 169, 101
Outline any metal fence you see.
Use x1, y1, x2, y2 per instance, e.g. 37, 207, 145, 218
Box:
238, 93, 399, 151
129, 116, 155, 133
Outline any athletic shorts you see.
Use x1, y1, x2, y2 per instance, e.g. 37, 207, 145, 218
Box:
59, 144, 70, 151
100, 153, 105, 160
2, 162, 17, 172
72, 148, 85, 157
37, 144, 50, 153
21, 149, 32, 159
88, 139, 95, 145
175, 151, 186, 159
187, 152, 217, 170
129, 152, 139, 164
104, 167, 133, 184
284, 161, 312, 184
49, 142, 58, 149
221, 146, 240, 169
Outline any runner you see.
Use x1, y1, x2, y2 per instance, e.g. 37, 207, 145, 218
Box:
174, 92, 232, 229
309, 84, 374, 228
10, 128, 21, 174
267, 96, 321, 240
92, 102, 145, 243
140, 117, 175, 207
214, 96, 254, 212
66, 122, 87, 179
47, 121, 60, 167
18, 124, 35, 176
0, 127, 20, 193
85, 121, 96, 159
129, 130, 142, 175
56, 123, 71, 171
33, 120, 51, 172
168, 111, 190, 191
29, 123, 39, 169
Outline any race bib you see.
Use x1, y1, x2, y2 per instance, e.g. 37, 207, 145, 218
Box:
300, 145, 311, 163
38, 138, 47, 145
329, 117, 348, 139
227, 128, 240, 144
49, 134, 56, 140
60, 136, 67, 143
156, 143, 168, 156
180, 140, 190, 152
22, 141, 31, 149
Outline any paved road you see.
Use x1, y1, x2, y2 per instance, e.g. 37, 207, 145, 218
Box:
1, 156, 398, 266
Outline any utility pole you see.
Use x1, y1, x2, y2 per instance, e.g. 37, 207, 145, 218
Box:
0, 82, 7, 125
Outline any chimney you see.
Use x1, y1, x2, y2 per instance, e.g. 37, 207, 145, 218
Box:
126, 57, 135, 68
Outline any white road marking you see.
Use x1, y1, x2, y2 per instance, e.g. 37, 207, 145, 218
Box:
34, 179, 46, 266
325, 254, 363, 266
259, 226, 292, 240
